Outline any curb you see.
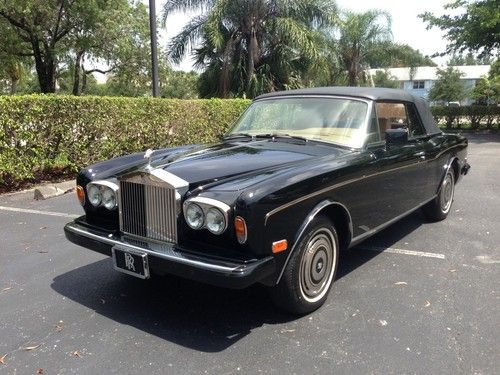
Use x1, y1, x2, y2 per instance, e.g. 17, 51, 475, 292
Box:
33, 180, 76, 200
1, 180, 76, 201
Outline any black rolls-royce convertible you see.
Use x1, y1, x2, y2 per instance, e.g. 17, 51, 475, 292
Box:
64, 87, 470, 314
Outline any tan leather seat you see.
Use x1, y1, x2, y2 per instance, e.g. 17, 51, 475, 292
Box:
378, 118, 390, 139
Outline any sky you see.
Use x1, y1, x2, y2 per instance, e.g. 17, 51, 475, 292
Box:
154, 0, 455, 71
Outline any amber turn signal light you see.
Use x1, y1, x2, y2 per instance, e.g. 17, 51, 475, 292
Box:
76, 185, 85, 206
272, 239, 288, 253
234, 216, 247, 244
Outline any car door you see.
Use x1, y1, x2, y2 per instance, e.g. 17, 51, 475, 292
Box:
367, 101, 430, 224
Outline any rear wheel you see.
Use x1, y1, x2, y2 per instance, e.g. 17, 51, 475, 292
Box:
269, 216, 339, 315
422, 169, 455, 221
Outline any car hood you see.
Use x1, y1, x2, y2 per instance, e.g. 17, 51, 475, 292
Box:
151, 140, 345, 188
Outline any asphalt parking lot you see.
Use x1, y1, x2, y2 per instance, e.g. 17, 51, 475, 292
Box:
0, 134, 498, 374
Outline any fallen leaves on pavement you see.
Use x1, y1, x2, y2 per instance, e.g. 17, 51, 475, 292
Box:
0, 354, 7, 365
55, 320, 64, 332
24, 344, 41, 351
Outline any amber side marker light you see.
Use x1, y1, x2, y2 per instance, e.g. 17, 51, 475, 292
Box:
272, 239, 288, 253
76, 185, 85, 206
234, 216, 247, 244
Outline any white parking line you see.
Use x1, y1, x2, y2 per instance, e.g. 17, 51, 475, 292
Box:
356, 245, 446, 259
0, 205, 448, 260
0, 205, 79, 218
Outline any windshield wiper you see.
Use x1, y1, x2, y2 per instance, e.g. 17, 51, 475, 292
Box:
222, 132, 255, 140
223, 132, 309, 144
253, 133, 308, 143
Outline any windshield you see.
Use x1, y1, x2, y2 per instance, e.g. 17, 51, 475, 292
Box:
228, 97, 370, 148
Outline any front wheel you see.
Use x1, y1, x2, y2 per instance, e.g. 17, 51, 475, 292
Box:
269, 216, 339, 315
422, 169, 455, 221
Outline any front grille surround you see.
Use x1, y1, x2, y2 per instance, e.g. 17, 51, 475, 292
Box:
118, 172, 180, 244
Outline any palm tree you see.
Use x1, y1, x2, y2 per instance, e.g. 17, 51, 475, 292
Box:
163, 0, 337, 98
337, 10, 392, 86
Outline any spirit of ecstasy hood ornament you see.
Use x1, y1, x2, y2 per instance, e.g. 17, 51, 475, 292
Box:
144, 149, 154, 169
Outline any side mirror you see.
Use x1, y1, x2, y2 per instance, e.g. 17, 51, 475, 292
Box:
385, 128, 408, 146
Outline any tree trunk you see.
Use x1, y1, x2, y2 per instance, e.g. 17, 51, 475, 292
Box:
9, 77, 18, 95
348, 58, 358, 86
245, 33, 257, 96
72, 51, 84, 96
31, 37, 57, 93
219, 36, 237, 98
81, 70, 88, 94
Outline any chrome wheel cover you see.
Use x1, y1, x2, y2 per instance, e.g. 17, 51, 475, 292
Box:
299, 228, 336, 303
440, 172, 454, 214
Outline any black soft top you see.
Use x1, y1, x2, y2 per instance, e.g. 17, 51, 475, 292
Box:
255, 87, 442, 135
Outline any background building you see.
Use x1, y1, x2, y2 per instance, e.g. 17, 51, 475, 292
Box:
369, 65, 490, 104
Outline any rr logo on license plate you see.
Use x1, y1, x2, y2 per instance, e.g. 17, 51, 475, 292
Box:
124, 252, 136, 271
112, 246, 149, 279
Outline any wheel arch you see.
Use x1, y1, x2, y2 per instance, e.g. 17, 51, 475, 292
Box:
439, 156, 459, 192
275, 200, 353, 284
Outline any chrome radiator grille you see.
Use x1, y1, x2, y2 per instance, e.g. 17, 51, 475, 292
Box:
119, 180, 178, 243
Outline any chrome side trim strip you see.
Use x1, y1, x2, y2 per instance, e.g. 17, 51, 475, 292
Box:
275, 200, 353, 283
65, 223, 241, 273
264, 144, 462, 225
264, 161, 423, 225
349, 195, 436, 246
265, 176, 361, 225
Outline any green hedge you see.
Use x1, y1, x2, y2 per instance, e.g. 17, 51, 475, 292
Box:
431, 105, 500, 130
0, 95, 250, 190
1, 95, 499, 191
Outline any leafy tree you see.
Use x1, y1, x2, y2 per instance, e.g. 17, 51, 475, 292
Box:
428, 66, 466, 103
372, 70, 399, 88
367, 42, 436, 68
161, 70, 199, 99
447, 52, 492, 66
471, 76, 498, 104
0, 0, 107, 93
0, 16, 29, 94
471, 60, 500, 104
420, 0, 500, 58
70, 1, 152, 96
489, 59, 500, 80
163, 0, 337, 98
337, 10, 392, 86
0, 0, 152, 95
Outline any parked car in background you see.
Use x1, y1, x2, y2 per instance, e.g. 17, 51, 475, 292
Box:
65, 87, 470, 314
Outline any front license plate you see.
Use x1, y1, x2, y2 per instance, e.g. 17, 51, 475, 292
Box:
112, 246, 150, 279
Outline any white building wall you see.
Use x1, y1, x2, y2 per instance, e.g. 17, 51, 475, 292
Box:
369, 65, 490, 105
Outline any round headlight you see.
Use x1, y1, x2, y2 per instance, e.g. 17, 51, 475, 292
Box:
87, 184, 102, 207
185, 203, 204, 229
101, 187, 117, 210
206, 207, 226, 234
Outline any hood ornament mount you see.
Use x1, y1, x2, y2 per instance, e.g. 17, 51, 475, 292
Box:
144, 149, 154, 170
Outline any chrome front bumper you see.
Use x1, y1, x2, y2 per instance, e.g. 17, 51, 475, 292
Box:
64, 218, 275, 288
